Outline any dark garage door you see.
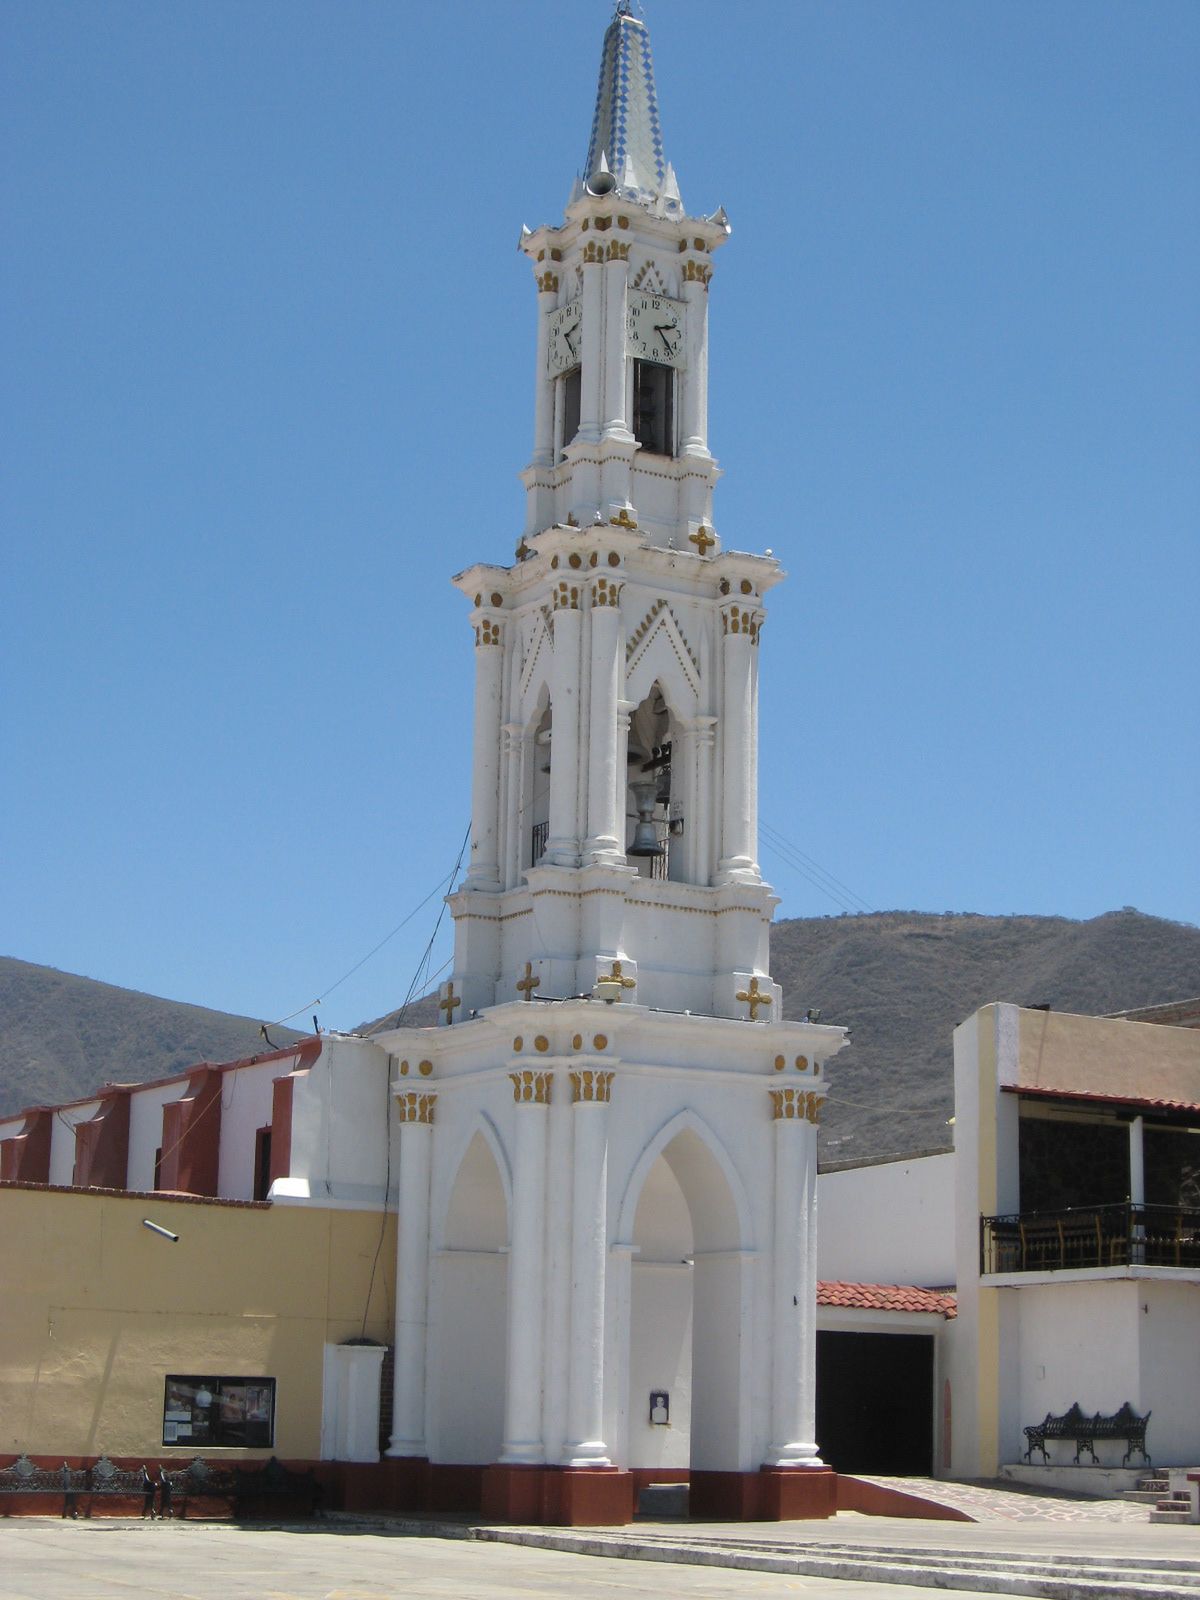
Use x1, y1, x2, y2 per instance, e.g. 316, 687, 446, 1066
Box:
816, 1330, 934, 1475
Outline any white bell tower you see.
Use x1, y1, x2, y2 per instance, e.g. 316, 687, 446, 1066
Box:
448, 6, 781, 1027
378, 3, 847, 1528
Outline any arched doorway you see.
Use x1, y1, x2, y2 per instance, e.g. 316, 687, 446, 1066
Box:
620, 1120, 749, 1489
428, 1129, 508, 1465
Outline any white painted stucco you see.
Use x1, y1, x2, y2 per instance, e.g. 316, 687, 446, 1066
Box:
47, 1100, 100, 1186
818, 1151, 955, 1286
125, 1077, 189, 1193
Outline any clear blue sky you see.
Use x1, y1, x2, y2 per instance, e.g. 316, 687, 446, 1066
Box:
3, 1, 1197, 1034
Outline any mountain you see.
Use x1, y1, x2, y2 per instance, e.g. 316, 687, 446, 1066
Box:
3, 909, 1197, 1161
0, 957, 304, 1120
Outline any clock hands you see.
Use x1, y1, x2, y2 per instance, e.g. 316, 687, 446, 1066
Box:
563, 322, 579, 360
654, 323, 679, 356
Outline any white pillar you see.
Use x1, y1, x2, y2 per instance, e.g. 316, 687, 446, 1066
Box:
501, 1070, 552, 1464
602, 251, 630, 440
532, 278, 557, 467
679, 270, 710, 455
466, 611, 504, 890
717, 604, 762, 882
584, 577, 624, 861
579, 253, 604, 443
501, 723, 523, 890
546, 589, 583, 866
1129, 1115, 1145, 1206
564, 1069, 613, 1465
764, 1087, 823, 1467
388, 1093, 435, 1459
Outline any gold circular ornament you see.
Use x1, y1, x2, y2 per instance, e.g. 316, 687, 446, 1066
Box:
774, 1055, 785, 1071
740, 578, 753, 594
572, 1033, 583, 1051
399, 1060, 409, 1075
593, 1034, 608, 1051
569, 552, 582, 569
513, 1036, 523, 1052
418, 1060, 433, 1077
535, 1035, 549, 1052
796, 1055, 809, 1071
491, 591, 503, 606
607, 551, 620, 567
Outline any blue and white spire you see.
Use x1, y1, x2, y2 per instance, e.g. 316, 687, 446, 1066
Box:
579, 3, 682, 215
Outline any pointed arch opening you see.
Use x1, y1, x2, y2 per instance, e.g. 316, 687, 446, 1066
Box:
625, 679, 691, 883
428, 1129, 509, 1464
617, 1114, 752, 1479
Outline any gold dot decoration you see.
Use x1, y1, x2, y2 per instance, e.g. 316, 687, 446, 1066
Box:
551, 554, 559, 569
593, 1034, 608, 1051
491, 591, 503, 607
418, 1061, 433, 1077
774, 1055, 786, 1071
607, 551, 620, 567
473, 594, 481, 606
589, 551, 598, 567
513, 1036, 524, 1052
740, 578, 753, 594
719, 578, 731, 595
572, 1033, 583, 1051
796, 1055, 809, 1072
399, 1060, 409, 1075
568, 552, 582, 569
535, 1035, 549, 1052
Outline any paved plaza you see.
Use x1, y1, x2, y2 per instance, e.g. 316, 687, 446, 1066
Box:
0, 1520, 993, 1600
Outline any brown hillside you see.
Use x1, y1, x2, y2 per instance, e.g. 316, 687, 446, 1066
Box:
0, 957, 304, 1120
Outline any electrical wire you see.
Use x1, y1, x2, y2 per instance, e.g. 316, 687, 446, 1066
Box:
760, 818, 874, 915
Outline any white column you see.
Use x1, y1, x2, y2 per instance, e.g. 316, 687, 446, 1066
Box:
501, 1070, 551, 1464
602, 252, 630, 439
584, 578, 624, 861
466, 612, 504, 890
501, 723, 523, 890
532, 279, 557, 467
546, 591, 582, 866
764, 1087, 823, 1467
388, 1093, 436, 1459
564, 1070, 613, 1465
717, 604, 761, 882
579, 254, 604, 443
679, 270, 710, 455
1129, 1115, 1145, 1206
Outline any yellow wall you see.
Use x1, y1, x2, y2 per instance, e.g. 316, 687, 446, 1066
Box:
0, 1187, 395, 1459
1016, 1006, 1200, 1100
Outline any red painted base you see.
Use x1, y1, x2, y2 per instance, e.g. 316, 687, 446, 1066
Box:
481, 1464, 633, 1526
690, 1466, 837, 1522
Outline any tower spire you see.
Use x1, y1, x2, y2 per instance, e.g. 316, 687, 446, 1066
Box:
582, 3, 681, 215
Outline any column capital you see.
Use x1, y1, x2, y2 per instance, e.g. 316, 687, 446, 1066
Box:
589, 573, 623, 607
570, 1069, 614, 1104
396, 1091, 436, 1124
719, 601, 764, 644
769, 1087, 823, 1123
510, 1069, 552, 1104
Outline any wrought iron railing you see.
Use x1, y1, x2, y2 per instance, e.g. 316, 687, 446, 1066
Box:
530, 820, 549, 866
980, 1203, 1200, 1276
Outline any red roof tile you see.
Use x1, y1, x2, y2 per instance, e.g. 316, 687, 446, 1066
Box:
818, 1281, 957, 1319
1005, 1084, 1200, 1115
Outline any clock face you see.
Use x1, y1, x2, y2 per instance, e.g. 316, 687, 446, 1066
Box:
626, 293, 686, 368
547, 300, 583, 376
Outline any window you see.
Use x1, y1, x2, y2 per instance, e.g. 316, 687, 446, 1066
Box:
153, 1147, 162, 1191
633, 359, 674, 456
253, 1126, 272, 1201
163, 1376, 275, 1448
560, 366, 581, 458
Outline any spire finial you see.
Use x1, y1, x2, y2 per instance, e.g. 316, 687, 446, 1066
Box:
581, 2, 681, 215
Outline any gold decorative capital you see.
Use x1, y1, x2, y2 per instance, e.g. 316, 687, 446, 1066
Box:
396, 1091, 436, 1124
721, 604, 764, 645
590, 575, 623, 608
475, 617, 503, 647
553, 580, 581, 611
606, 240, 630, 262
510, 1069, 552, 1105
735, 975, 772, 1021
805, 1091, 824, 1125
570, 1068, 614, 1104
682, 258, 713, 289
769, 1087, 801, 1120
536, 270, 559, 294
582, 240, 604, 264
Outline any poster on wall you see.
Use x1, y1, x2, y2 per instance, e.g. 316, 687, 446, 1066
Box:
162, 1376, 275, 1448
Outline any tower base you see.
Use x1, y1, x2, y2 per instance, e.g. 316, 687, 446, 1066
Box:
481, 1464, 633, 1526
689, 1467, 837, 1521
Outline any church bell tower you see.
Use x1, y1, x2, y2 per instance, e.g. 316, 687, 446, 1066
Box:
448, 1, 782, 1025
378, 3, 846, 1528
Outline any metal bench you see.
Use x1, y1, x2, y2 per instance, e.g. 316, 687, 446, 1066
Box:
170, 1456, 320, 1520
1023, 1401, 1151, 1467
0, 1457, 88, 1516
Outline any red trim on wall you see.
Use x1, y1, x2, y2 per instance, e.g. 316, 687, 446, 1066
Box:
268, 1052, 319, 1188
158, 1069, 223, 1196
71, 1088, 132, 1190
0, 1108, 53, 1183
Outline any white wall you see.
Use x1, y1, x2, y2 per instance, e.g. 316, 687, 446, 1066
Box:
275, 1037, 395, 1207
818, 1151, 955, 1286
217, 1058, 290, 1200
126, 1079, 189, 1193
48, 1101, 99, 1186
1139, 1280, 1200, 1465
627, 1155, 693, 1471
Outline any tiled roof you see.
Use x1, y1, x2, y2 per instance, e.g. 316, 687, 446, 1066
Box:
1005, 1084, 1200, 1115
818, 1281, 957, 1319
583, 4, 681, 213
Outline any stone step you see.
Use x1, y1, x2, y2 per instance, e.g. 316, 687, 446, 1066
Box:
1150, 1507, 1194, 1525
635, 1483, 688, 1519
1121, 1490, 1165, 1504
477, 1526, 1200, 1599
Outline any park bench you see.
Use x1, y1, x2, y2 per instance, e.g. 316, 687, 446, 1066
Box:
170, 1455, 320, 1519
0, 1457, 88, 1515
1023, 1401, 1151, 1467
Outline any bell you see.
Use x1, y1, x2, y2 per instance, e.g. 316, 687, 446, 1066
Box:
627, 780, 664, 858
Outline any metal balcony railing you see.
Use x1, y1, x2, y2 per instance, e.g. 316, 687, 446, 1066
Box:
980, 1203, 1200, 1276
530, 820, 549, 866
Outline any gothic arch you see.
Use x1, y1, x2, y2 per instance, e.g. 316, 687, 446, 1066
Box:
625, 601, 701, 712
432, 1112, 511, 1251
616, 1106, 754, 1254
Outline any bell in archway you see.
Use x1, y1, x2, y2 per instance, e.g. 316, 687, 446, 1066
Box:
627, 780, 664, 857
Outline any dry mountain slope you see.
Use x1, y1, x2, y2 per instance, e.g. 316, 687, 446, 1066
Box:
769, 909, 1200, 1161
0, 956, 304, 1120
4, 910, 1197, 1162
